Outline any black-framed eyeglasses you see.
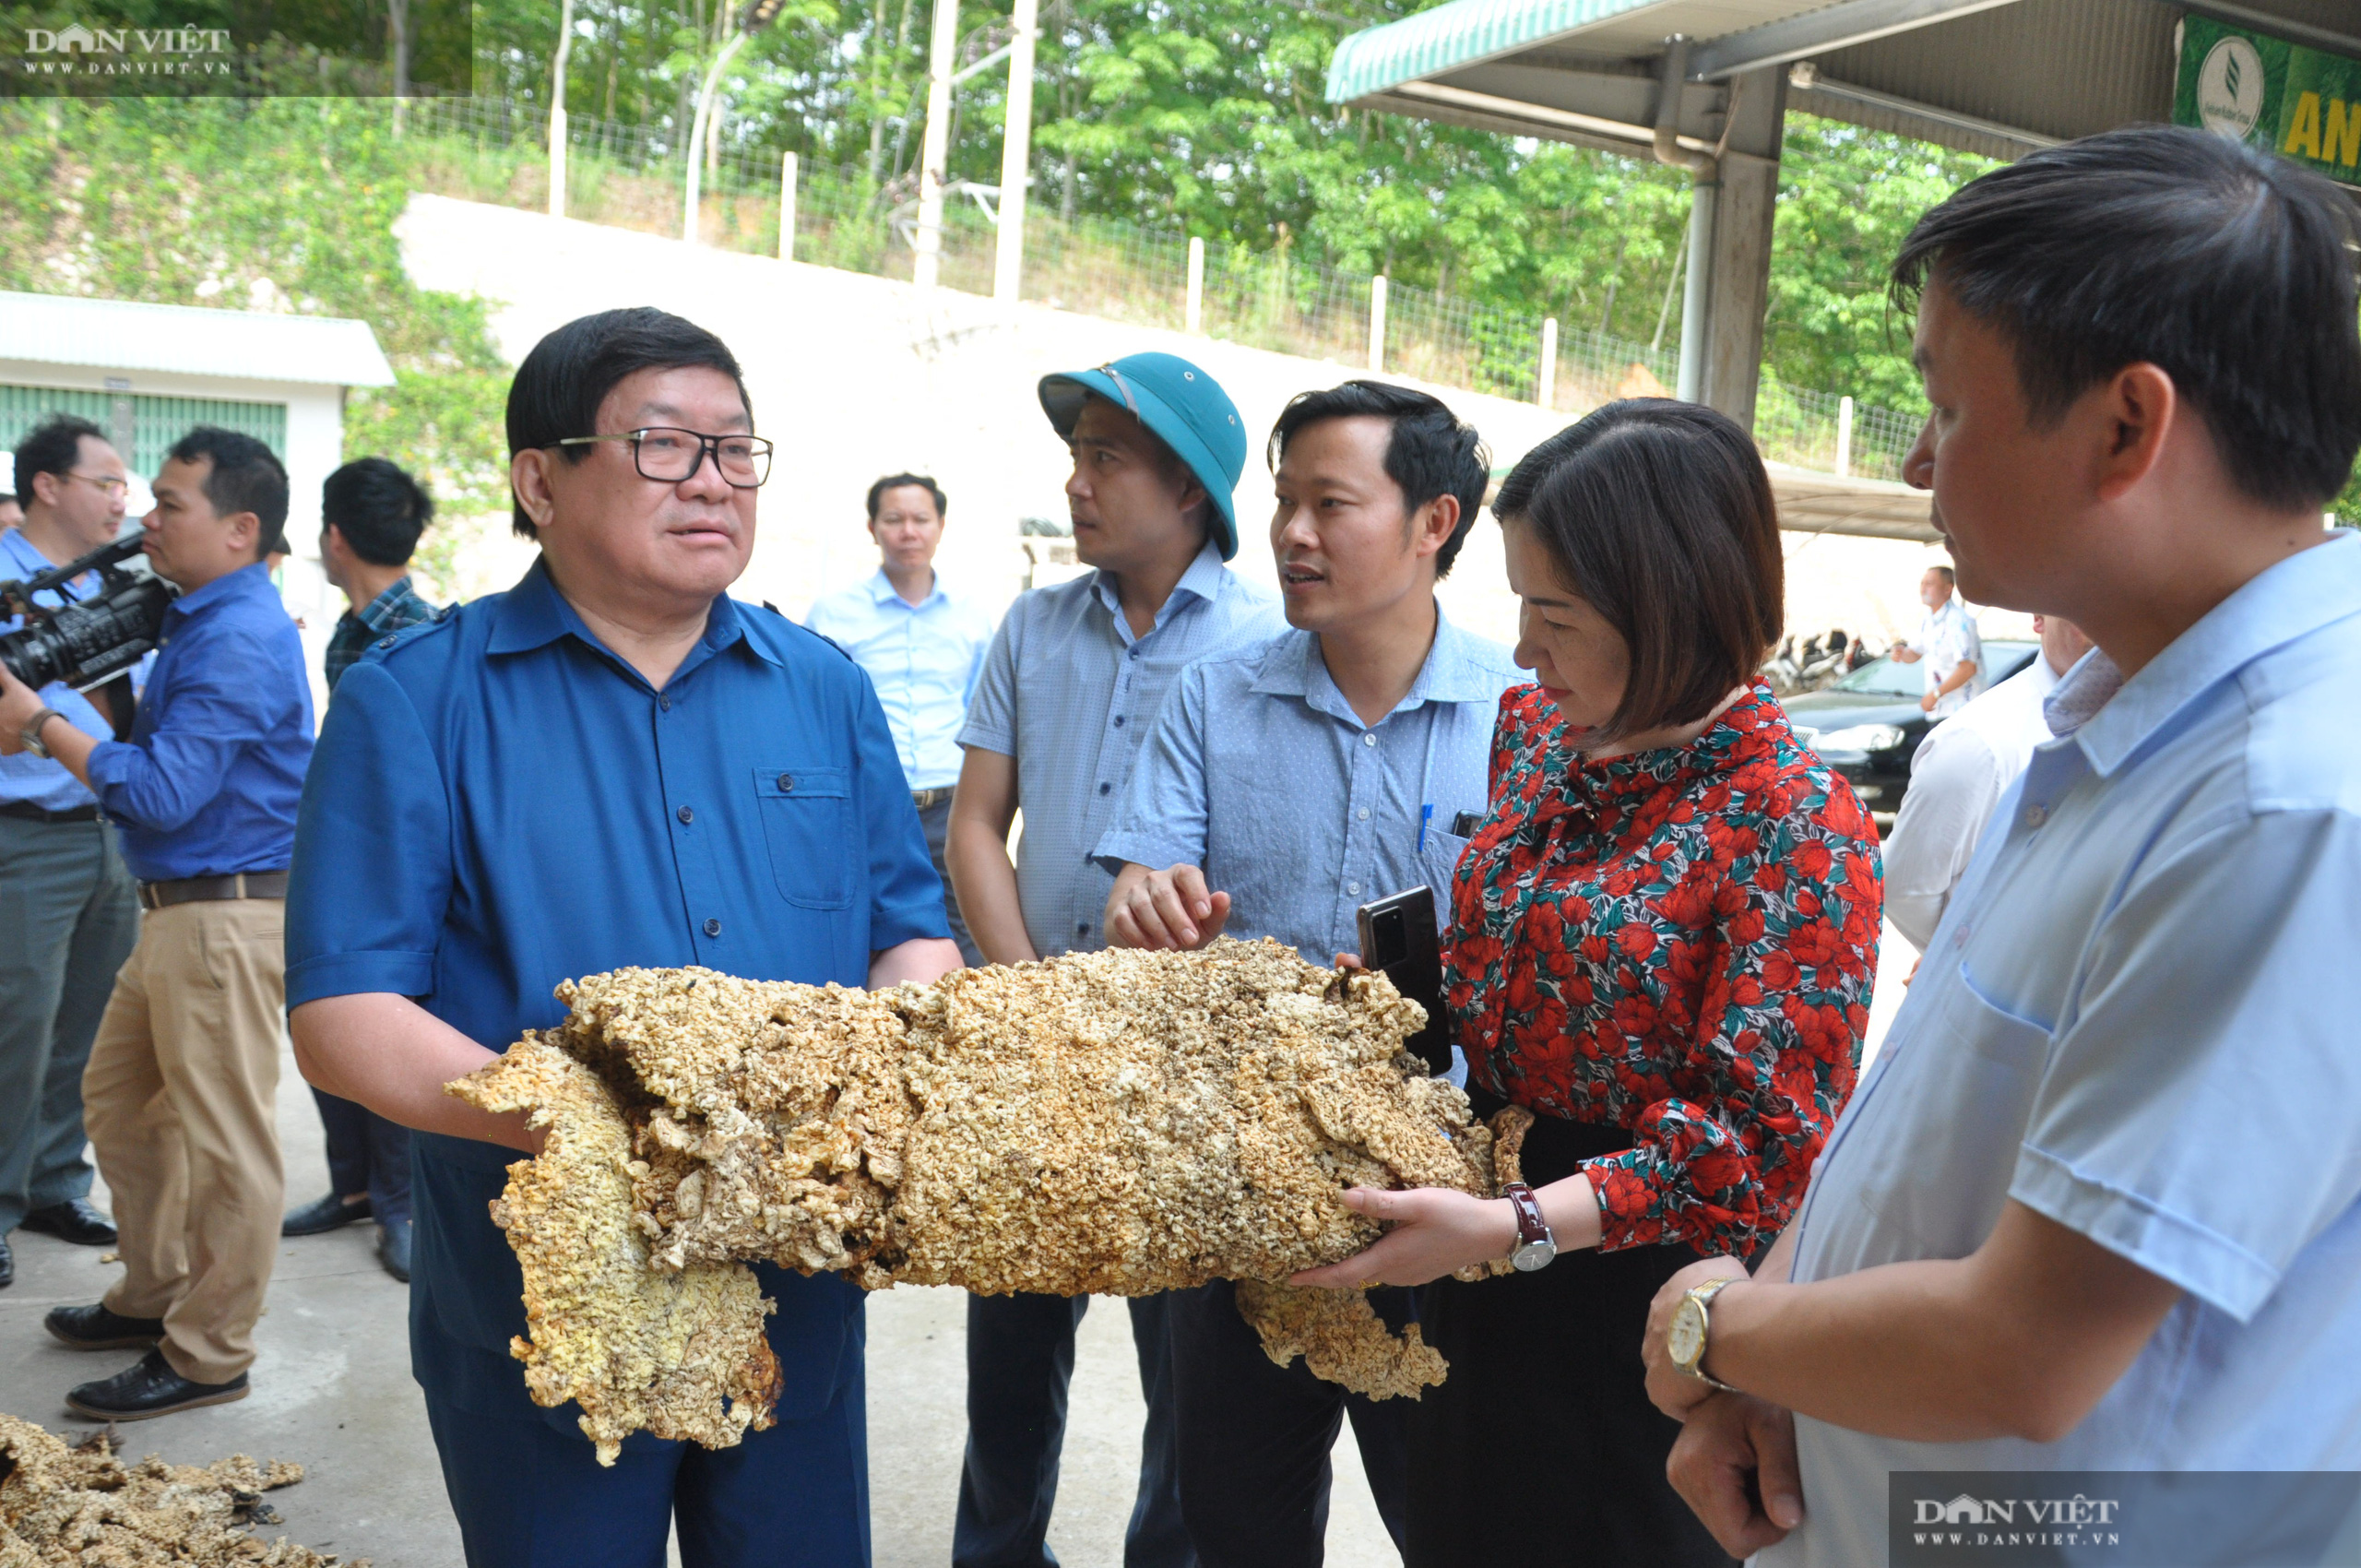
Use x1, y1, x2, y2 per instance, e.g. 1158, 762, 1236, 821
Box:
550, 428, 774, 489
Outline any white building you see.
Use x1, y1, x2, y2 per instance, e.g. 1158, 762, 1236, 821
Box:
0, 289, 397, 701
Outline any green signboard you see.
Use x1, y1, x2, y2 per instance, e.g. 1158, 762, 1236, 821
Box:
2175, 15, 2361, 186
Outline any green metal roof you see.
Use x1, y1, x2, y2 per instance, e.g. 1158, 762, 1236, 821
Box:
1323, 0, 1665, 104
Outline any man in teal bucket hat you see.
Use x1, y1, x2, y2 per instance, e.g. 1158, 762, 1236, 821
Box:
946, 350, 1283, 1567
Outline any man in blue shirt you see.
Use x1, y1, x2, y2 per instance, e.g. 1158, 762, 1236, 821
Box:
947, 351, 1282, 1568
1096, 381, 1516, 1568
281, 456, 442, 1285
0, 425, 314, 1421
0, 415, 141, 1292
282, 307, 958, 1567
806, 472, 994, 967
1622, 130, 2361, 1566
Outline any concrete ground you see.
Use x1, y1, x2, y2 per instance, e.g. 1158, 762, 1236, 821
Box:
0, 1034, 1397, 1567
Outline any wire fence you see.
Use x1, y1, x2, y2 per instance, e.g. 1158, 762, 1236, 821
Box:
397, 96, 1919, 481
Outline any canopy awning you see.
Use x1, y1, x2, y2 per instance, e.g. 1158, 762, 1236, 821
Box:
1326, 0, 2361, 166
1768, 464, 1938, 543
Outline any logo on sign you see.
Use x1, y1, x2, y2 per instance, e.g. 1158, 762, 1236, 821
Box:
2196, 35, 2265, 138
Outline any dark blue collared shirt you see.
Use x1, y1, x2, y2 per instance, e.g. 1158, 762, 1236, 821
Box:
284, 559, 948, 1434
86, 560, 314, 882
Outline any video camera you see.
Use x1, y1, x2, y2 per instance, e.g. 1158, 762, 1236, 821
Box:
0, 535, 177, 695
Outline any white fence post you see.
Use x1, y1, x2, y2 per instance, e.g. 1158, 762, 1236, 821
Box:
1368, 275, 1388, 374
778, 151, 799, 262
1538, 316, 1559, 409
1185, 237, 1204, 334
1835, 395, 1855, 478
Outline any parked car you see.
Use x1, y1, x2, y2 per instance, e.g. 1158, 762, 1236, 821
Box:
1783, 639, 2038, 814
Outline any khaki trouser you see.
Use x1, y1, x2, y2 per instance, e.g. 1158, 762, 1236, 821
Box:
81, 897, 286, 1384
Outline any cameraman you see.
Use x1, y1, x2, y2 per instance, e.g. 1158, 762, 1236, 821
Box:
281, 457, 438, 1283
0, 416, 141, 1291
0, 426, 315, 1420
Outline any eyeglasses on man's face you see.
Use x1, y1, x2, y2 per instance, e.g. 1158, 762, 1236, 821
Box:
66, 470, 129, 498
549, 428, 774, 489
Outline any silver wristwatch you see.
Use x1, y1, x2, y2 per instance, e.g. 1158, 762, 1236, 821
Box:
20, 707, 65, 760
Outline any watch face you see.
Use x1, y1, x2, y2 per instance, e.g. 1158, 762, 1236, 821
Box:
1667, 1299, 1706, 1368
1511, 1239, 1556, 1273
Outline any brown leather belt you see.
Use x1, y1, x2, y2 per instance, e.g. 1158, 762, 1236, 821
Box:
911, 788, 951, 811
137, 871, 291, 910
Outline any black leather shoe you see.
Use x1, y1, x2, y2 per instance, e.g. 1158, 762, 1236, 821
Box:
19, 1198, 117, 1246
377, 1218, 411, 1283
282, 1192, 371, 1237
45, 1301, 165, 1350
66, 1348, 247, 1421
0, 1233, 13, 1289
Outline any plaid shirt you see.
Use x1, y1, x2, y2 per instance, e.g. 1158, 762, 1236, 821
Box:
324, 574, 441, 694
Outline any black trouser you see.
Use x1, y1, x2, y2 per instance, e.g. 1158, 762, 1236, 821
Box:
312, 1086, 412, 1227
955, 1290, 1193, 1568
1169, 1277, 1409, 1568
1406, 1095, 1736, 1568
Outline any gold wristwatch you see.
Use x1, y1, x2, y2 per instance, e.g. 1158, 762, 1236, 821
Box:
1666, 1276, 1743, 1393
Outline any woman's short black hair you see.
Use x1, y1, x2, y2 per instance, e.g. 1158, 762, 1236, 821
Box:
866, 472, 947, 520
1494, 399, 1782, 740
1267, 380, 1489, 579
505, 307, 753, 540
323, 457, 434, 567
167, 426, 290, 557
1892, 125, 2361, 512
13, 414, 107, 496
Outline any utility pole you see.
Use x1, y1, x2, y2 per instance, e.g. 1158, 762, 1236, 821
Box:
549, 0, 575, 218
912, 0, 959, 288
991, 0, 1038, 303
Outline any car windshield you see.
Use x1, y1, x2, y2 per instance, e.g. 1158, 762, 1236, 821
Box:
1828, 640, 2037, 699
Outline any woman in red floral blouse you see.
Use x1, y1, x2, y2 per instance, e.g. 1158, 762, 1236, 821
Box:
1297, 399, 1880, 1567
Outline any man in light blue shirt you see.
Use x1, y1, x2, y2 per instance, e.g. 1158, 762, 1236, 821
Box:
0, 415, 141, 1289
1634, 128, 2361, 1567
807, 471, 994, 965
948, 350, 1282, 1568
1096, 380, 1516, 1568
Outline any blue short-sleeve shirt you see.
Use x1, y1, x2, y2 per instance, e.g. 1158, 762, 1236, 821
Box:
285, 559, 949, 1435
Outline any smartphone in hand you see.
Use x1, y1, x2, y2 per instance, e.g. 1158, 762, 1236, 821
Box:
1356, 885, 1451, 1075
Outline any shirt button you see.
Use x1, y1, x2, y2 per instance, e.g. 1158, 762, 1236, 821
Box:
1076, 921, 1090, 937
1347, 881, 1361, 896
1129, 648, 1140, 661
1098, 781, 1112, 795
659, 695, 671, 711
677, 805, 694, 825
777, 774, 795, 790
704, 918, 722, 937
1361, 732, 1377, 747
377, 636, 396, 649
1357, 807, 1370, 821
2023, 803, 2048, 828
1113, 715, 1126, 729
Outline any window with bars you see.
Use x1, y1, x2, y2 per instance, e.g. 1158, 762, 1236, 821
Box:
0, 384, 288, 483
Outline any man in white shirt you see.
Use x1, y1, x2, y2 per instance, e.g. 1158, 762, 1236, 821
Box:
806, 472, 994, 965
1880, 612, 2091, 949
1889, 564, 1982, 716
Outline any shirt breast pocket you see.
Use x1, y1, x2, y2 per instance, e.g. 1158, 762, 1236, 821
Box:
755, 766, 853, 910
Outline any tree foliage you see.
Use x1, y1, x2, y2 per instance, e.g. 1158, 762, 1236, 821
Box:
0, 98, 512, 520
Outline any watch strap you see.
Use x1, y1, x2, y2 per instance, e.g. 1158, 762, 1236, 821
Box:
1501, 1182, 1548, 1247
21, 707, 65, 760
1680, 1277, 1744, 1393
